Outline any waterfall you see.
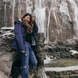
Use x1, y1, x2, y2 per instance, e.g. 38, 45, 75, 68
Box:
3, 0, 77, 42
39, 0, 41, 8
59, 0, 71, 21
53, 9, 57, 23
34, 8, 46, 33
26, 0, 33, 14
45, 1, 57, 43
33, 0, 46, 33
45, 8, 57, 43
18, 0, 21, 19
12, 0, 15, 26
35, 0, 42, 8
66, 0, 78, 38
4, 3, 7, 26
45, 10, 51, 43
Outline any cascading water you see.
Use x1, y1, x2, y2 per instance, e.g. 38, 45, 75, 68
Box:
46, 10, 51, 43
33, 0, 46, 33
45, 1, 58, 43
12, 0, 15, 27
2, 0, 77, 42
66, 0, 78, 38
34, 8, 46, 33
18, 0, 21, 19
59, 0, 71, 21
26, 0, 33, 14
4, 2, 7, 26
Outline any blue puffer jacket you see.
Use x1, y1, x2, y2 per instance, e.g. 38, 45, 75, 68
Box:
12, 19, 38, 51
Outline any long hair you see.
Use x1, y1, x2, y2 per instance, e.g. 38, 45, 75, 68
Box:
21, 13, 33, 33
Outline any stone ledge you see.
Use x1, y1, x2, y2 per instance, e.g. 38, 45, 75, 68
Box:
45, 66, 78, 78
45, 66, 78, 72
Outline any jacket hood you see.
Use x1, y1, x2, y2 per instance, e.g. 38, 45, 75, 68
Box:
14, 19, 24, 26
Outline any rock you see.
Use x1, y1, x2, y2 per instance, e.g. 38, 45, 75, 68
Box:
0, 71, 8, 78
0, 27, 14, 39
50, 56, 53, 59
73, 38, 78, 44
69, 50, 78, 55
0, 28, 14, 77
69, 50, 78, 58
65, 39, 76, 45
32, 33, 48, 78
0, 28, 47, 78
44, 40, 78, 59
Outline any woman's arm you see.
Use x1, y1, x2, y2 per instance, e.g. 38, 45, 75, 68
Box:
14, 24, 25, 52
33, 20, 38, 33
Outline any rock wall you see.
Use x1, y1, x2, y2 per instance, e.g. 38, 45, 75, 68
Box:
0, 28, 47, 78
0, 28, 15, 78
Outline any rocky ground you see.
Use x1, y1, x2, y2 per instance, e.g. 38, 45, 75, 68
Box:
44, 39, 78, 78
44, 39, 78, 60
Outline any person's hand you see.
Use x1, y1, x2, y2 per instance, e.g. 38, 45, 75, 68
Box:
21, 50, 25, 53
32, 16, 36, 21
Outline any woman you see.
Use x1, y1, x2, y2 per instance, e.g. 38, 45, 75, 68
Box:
12, 13, 38, 78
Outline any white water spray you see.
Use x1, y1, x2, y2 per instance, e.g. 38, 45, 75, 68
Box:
26, 0, 33, 14
18, 0, 21, 19
66, 0, 78, 38
33, 0, 46, 33
46, 10, 51, 43
4, 2, 7, 26
12, 0, 15, 26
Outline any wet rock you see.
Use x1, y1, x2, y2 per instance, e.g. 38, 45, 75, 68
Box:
65, 39, 76, 45
44, 40, 78, 59
32, 33, 47, 78
0, 28, 14, 77
0, 71, 8, 78
0, 27, 47, 78
1, 27, 14, 39
69, 50, 78, 58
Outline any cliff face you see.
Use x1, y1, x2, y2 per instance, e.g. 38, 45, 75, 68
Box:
0, 28, 47, 78
0, 29, 14, 78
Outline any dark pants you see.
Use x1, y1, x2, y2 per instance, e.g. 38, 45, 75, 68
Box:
11, 42, 37, 78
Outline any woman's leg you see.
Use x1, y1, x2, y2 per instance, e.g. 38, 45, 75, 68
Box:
21, 46, 29, 78
29, 47, 37, 68
11, 59, 21, 78
31, 46, 42, 66
11, 50, 21, 78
